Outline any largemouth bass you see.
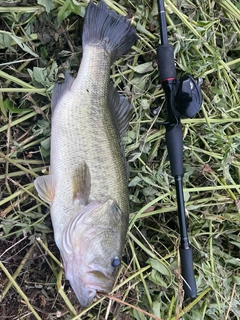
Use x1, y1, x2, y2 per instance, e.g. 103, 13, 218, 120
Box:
34, 0, 137, 307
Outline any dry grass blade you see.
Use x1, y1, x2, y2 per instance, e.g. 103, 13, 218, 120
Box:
0, 261, 42, 320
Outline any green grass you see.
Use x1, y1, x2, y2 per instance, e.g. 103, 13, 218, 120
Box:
0, 0, 240, 319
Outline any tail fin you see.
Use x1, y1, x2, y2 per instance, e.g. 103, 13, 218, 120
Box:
82, 1, 137, 63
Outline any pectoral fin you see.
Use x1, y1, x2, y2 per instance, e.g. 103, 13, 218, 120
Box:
34, 175, 55, 204
72, 160, 91, 205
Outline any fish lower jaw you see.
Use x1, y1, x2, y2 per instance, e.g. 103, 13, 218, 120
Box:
70, 280, 113, 307
74, 287, 96, 308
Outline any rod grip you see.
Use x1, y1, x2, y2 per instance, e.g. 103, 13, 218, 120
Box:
157, 44, 176, 81
165, 124, 184, 177
180, 246, 197, 298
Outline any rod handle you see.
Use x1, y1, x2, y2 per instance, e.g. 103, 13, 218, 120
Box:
165, 124, 184, 177
157, 44, 176, 81
180, 246, 197, 298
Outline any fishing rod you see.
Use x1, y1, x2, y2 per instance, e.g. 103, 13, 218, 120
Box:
156, 0, 202, 298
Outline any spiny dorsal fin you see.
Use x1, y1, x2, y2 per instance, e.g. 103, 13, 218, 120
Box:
109, 82, 132, 139
72, 160, 91, 206
34, 175, 55, 204
51, 71, 75, 112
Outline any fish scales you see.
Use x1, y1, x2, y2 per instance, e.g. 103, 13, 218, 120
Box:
50, 46, 129, 240
34, 0, 137, 308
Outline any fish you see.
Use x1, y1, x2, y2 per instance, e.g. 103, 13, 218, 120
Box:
34, 0, 137, 307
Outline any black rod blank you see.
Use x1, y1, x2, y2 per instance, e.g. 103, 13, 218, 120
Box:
158, 0, 168, 45
157, 0, 197, 298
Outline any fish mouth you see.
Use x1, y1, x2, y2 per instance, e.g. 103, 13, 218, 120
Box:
67, 267, 115, 307
70, 277, 112, 307
74, 287, 96, 308
89, 268, 114, 281
86, 270, 115, 292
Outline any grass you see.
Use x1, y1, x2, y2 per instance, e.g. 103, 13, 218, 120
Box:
0, 0, 240, 319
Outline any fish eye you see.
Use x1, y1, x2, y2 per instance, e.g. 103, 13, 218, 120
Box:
112, 256, 121, 267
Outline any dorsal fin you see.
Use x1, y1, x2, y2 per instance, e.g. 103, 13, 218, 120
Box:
51, 71, 75, 112
108, 82, 132, 177
108, 82, 132, 139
